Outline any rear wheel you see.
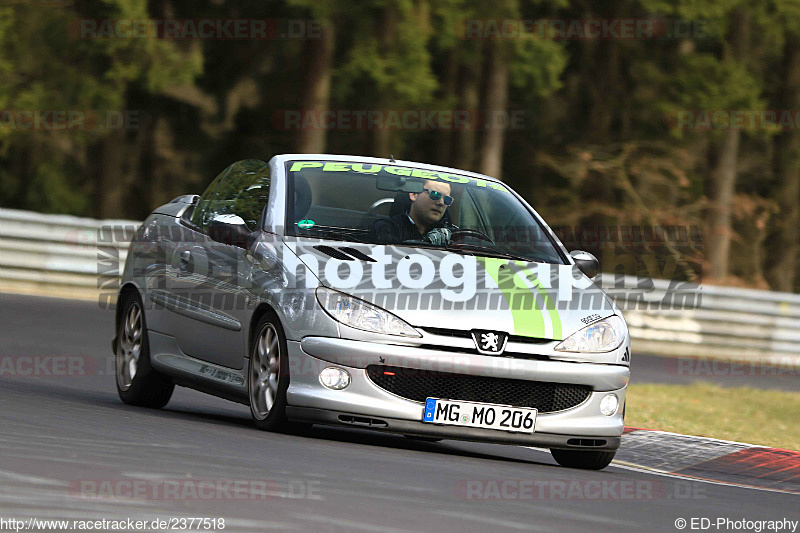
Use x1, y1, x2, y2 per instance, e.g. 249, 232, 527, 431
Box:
550, 449, 616, 470
248, 313, 291, 431
115, 291, 174, 408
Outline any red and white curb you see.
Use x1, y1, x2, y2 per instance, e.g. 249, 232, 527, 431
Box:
615, 428, 800, 494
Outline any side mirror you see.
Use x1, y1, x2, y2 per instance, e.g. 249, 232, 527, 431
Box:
570, 250, 599, 279
208, 214, 251, 248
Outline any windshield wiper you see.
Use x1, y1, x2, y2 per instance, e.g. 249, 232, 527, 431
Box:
446, 242, 542, 263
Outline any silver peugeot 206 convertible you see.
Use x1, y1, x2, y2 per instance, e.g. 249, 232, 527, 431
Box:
114, 154, 630, 470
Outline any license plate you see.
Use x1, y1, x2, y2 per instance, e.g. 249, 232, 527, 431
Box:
422, 398, 536, 434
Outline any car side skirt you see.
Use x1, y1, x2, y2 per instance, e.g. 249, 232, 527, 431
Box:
148, 330, 248, 405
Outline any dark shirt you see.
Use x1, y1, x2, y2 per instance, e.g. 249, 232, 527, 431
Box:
371, 212, 453, 244
371, 213, 424, 243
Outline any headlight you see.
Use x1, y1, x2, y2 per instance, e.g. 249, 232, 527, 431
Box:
316, 287, 421, 337
555, 315, 626, 353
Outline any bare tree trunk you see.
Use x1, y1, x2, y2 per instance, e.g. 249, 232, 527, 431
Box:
768, 35, 800, 291
585, 41, 619, 143
9, 144, 31, 208
137, 117, 157, 216
575, 0, 621, 144
435, 52, 458, 166
370, 5, 398, 157
479, 40, 508, 179
703, 9, 749, 282
92, 130, 126, 219
371, 127, 393, 157
455, 60, 480, 170
295, 23, 335, 153
704, 129, 741, 281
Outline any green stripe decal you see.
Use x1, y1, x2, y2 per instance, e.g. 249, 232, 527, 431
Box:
515, 262, 563, 340
479, 257, 553, 339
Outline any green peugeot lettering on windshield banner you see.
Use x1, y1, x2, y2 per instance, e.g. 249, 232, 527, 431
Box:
289, 161, 510, 192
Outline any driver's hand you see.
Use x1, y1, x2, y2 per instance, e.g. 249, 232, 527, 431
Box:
424, 227, 451, 246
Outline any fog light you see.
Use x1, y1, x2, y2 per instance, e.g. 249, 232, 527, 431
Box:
319, 367, 351, 390
600, 394, 619, 416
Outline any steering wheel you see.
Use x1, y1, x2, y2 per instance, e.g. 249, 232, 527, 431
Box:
367, 197, 394, 215
449, 228, 495, 245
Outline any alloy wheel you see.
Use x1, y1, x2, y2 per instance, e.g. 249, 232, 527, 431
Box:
116, 302, 143, 391
250, 323, 281, 419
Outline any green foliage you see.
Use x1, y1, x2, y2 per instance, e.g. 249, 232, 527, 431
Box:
0, 0, 797, 290
638, 0, 740, 22
659, 54, 767, 139
429, 0, 468, 50
670, 55, 762, 110
24, 159, 90, 215
0, 0, 202, 215
337, 0, 438, 105
509, 37, 566, 98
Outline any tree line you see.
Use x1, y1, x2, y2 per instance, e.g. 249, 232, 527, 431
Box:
0, 0, 798, 292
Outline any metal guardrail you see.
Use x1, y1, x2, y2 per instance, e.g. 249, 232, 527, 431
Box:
0, 208, 137, 300
1, 207, 798, 363
601, 277, 800, 363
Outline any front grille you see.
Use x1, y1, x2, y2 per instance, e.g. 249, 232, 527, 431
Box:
508, 335, 552, 345
366, 365, 592, 413
420, 327, 472, 339
422, 327, 553, 345
417, 344, 550, 361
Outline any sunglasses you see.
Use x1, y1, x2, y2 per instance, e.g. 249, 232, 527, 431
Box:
421, 188, 454, 206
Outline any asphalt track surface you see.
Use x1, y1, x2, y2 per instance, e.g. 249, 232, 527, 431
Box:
0, 293, 798, 532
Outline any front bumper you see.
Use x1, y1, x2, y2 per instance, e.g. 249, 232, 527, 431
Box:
285, 337, 629, 450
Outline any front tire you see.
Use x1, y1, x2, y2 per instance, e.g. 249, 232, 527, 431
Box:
550, 449, 617, 470
115, 291, 174, 408
248, 313, 290, 431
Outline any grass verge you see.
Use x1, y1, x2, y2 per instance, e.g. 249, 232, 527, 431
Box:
625, 382, 800, 451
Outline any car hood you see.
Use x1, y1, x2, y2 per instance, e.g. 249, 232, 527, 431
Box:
285, 240, 616, 341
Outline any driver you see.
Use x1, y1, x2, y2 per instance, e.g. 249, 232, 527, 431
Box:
372, 180, 455, 245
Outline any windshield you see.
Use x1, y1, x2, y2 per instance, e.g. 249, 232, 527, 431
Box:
285, 160, 565, 264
